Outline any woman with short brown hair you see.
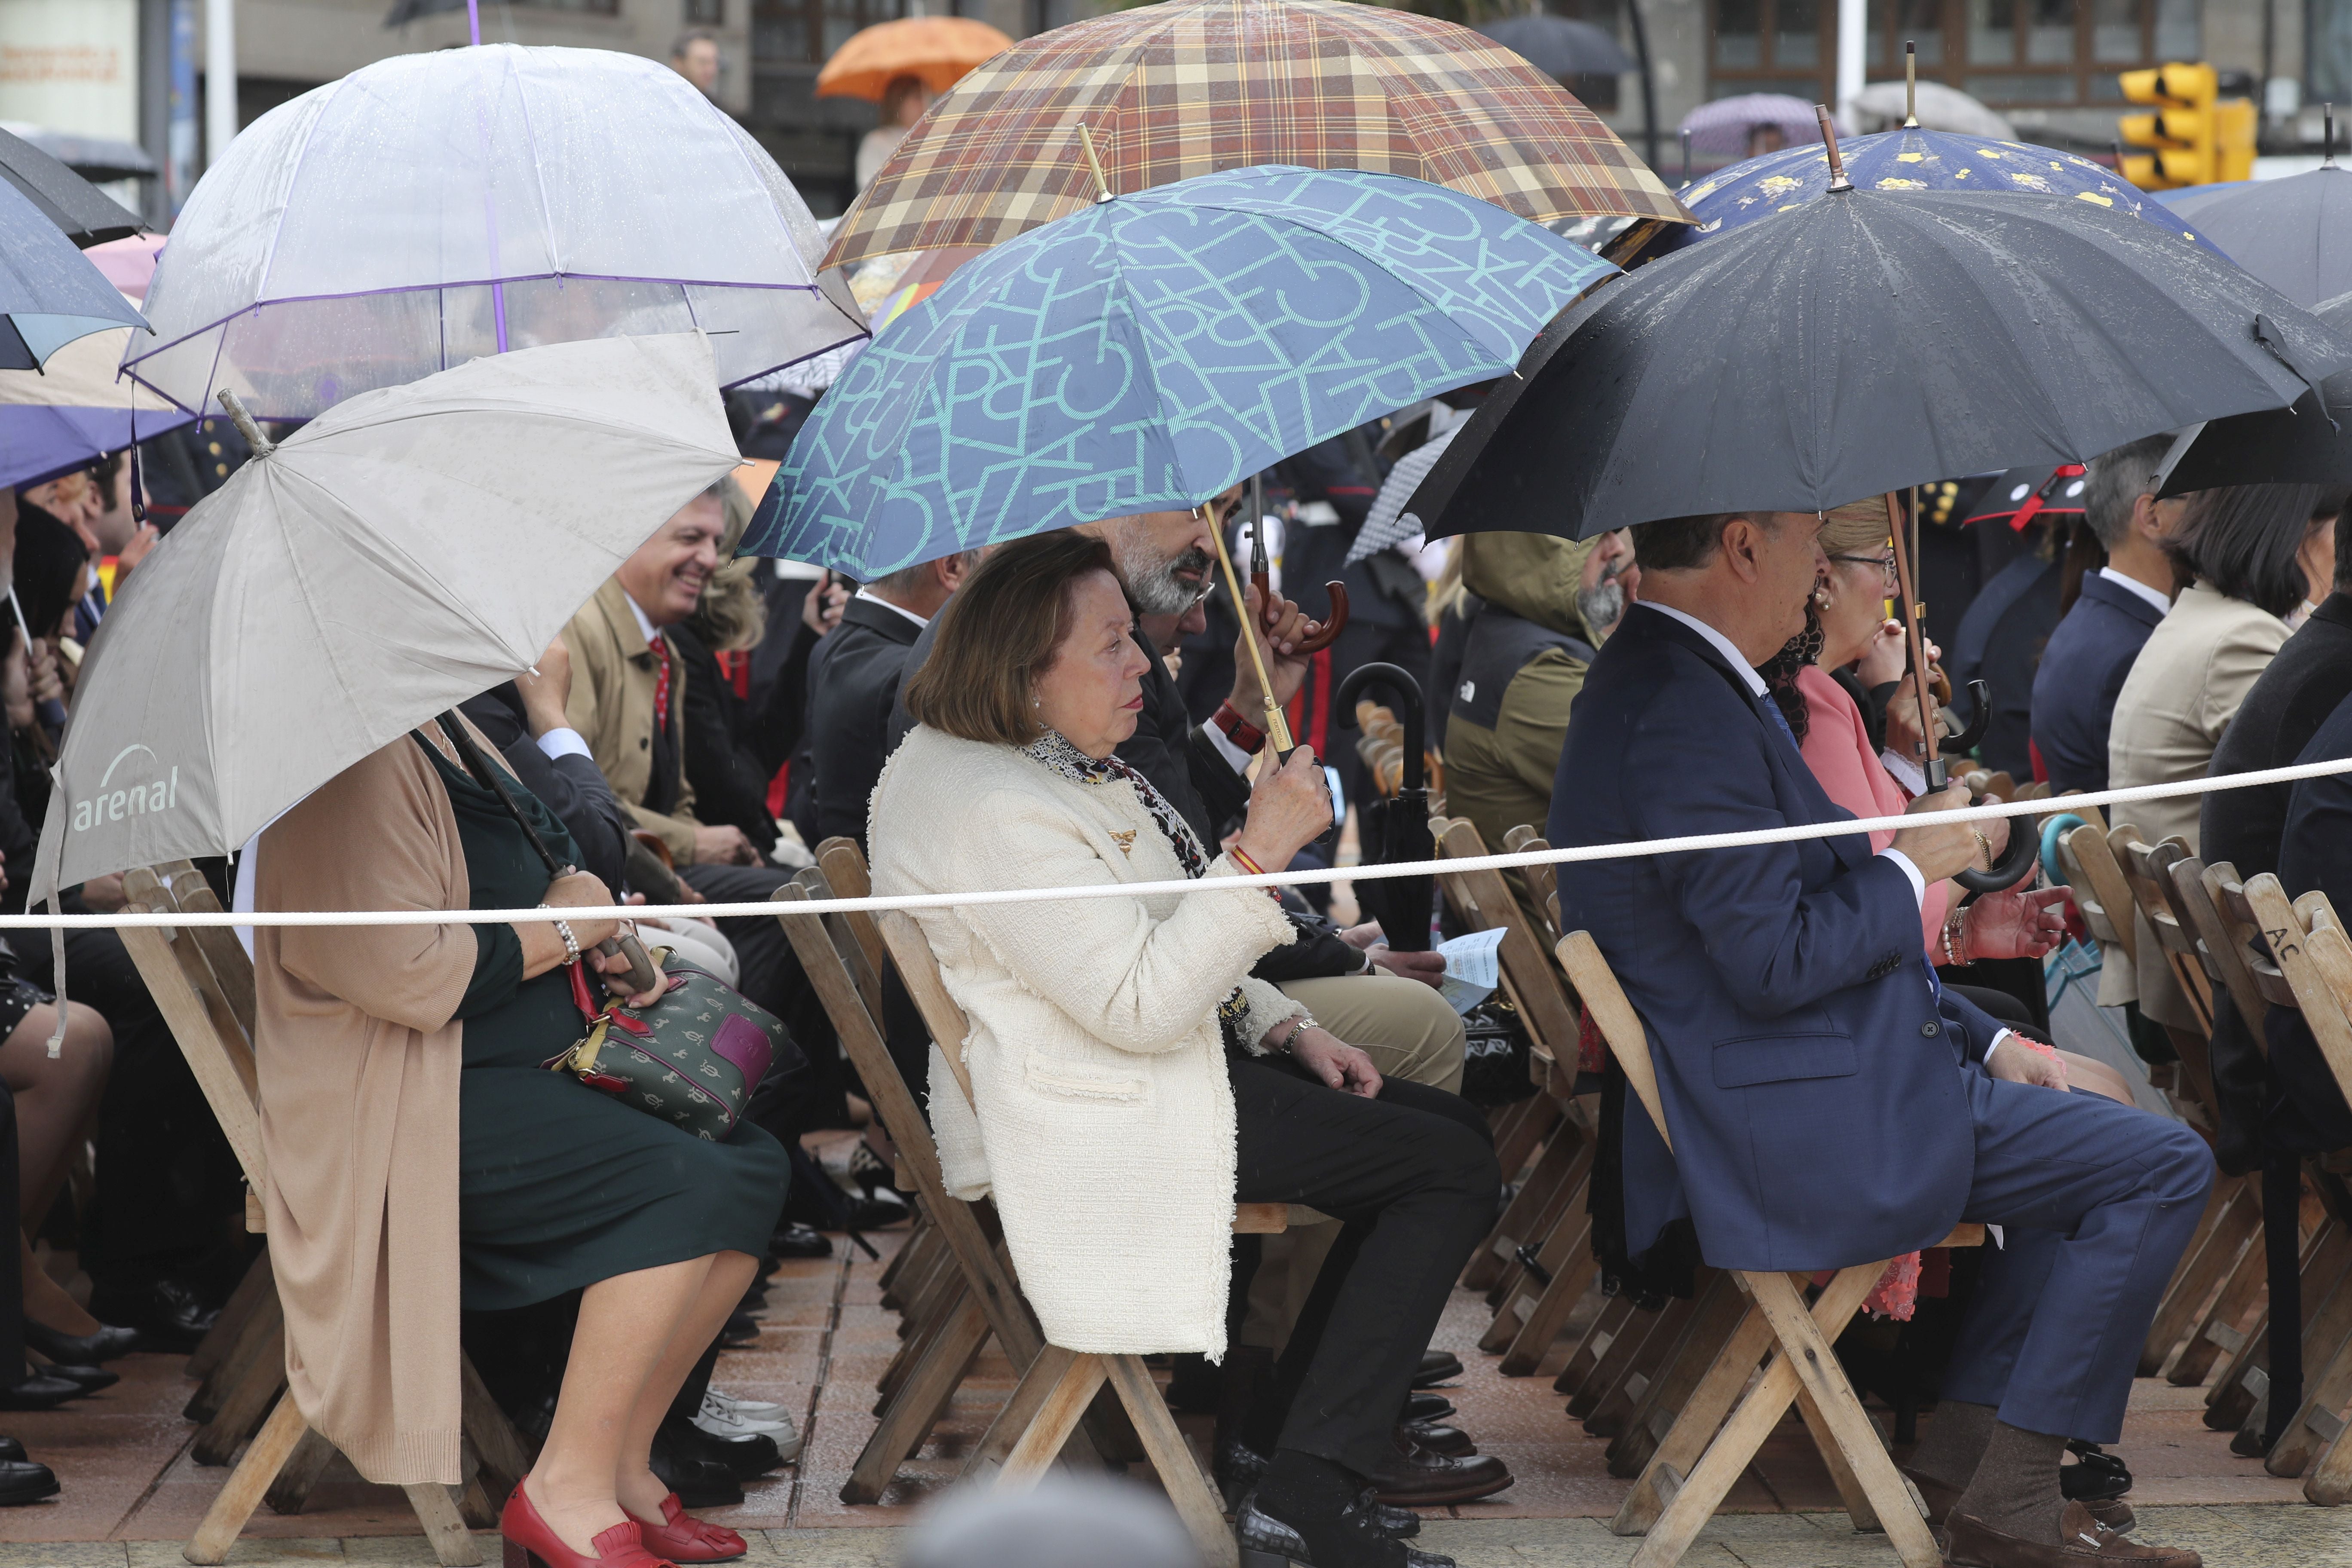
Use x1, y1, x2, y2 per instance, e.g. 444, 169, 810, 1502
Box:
877, 531, 1502, 1568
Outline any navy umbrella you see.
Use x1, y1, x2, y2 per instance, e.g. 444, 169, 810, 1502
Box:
0, 126, 144, 249
2169, 164, 2352, 308
1406, 184, 2352, 543
0, 178, 146, 371
2159, 288, 2352, 496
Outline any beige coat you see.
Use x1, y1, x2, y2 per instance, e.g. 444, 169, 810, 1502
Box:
2101, 581, 2289, 1022
563, 577, 703, 863
868, 726, 1303, 1356
252, 736, 473, 1485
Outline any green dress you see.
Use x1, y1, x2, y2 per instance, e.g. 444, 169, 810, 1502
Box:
418, 737, 789, 1312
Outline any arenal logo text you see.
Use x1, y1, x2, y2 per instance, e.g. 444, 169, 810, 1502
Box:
73, 745, 178, 833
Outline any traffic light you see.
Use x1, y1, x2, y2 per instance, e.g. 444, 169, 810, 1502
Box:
2119, 62, 2217, 188
2215, 96, 2258, 182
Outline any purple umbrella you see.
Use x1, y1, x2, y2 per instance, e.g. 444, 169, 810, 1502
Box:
1678, 93, 1823, 161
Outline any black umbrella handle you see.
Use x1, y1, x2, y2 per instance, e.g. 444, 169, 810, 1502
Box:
1335, 662, 1425, 793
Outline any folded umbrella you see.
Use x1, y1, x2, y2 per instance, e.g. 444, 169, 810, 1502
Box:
2159, 289, 2352, 496
31, 331, 742, 906
0, 126, 144, 248
1407, 185, 2352, 543
743, 165, 1614, 576
0, 179, 147, 371
128, 43, 864, 420
825, 0, 1687, 274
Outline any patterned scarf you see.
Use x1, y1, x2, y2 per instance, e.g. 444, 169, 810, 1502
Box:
1020, 729, 1252, 1047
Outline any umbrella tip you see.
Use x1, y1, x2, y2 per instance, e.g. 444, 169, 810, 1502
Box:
216, 390, 277, 458
1076, 123, 1116, 204
1903, 41, 1918, 128
2328, 104, 2338, 167
1816, 104, 1853, 192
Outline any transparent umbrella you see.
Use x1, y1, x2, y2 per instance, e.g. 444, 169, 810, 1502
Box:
126, 43, 867, 420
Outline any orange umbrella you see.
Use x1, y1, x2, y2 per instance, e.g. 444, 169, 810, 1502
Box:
816, 16, 1014, 101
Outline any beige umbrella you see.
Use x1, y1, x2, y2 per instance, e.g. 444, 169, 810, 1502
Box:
31, 329, 742, 911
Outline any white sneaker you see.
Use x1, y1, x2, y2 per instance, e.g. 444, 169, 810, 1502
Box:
706, 1388, 784, 1420
695, 1389, 795, 1448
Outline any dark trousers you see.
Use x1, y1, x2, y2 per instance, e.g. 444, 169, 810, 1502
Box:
0, 1084, 18, 1382
1229, 1053, 1498, 1476
1940, 1070, 2214, 1442
679, 861, 844, 1135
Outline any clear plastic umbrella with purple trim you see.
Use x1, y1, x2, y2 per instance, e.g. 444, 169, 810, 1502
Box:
125, 39, 867, 421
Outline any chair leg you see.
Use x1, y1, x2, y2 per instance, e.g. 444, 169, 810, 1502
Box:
2171, 1228, 2271, 1387
2307, 1404, 2352, 1504
2269, 1263, 2352, 1476
1499, 1217, 1602, 1377
845, 1294, 990, 1504
185, 1391, 308, 1565
404, 1481, 485, 1568
878, 1276, 973, 1410
1585, 1291, 1704, 1447
2142, 1178, 2257, 1376
1609, 1273, 1747, 1480
1103, 1354, 1242, 1568
261, 1427, 339, 1517
192, 1322, 291, 1467
996, 1351, 1110, 1486
184, 1250, 275, 1387
1560, 1294, 1639, 1406
459, 1354, 533, 1507
184, 1284, 284, 1427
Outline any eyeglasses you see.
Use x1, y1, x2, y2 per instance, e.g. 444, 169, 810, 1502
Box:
1827, 552, 1898, 588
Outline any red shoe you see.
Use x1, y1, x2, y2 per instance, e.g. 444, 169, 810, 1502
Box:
631, 1492, 747, 1563
501, 1482, 677, 1568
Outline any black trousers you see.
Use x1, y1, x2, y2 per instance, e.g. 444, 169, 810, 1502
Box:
0, 1084, 18, 1382
1229, 1053, 1498, 1477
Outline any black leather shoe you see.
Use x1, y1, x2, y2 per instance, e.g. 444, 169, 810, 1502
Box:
0, 1458, 58, 1506
23, 1320, 141, 1366
0, 1438, 25, 1463
32, 1363, 116, 1394
1238, 1495, 1453, 1567
649, 1421, 745, 1509
719, 1310, 761, 1348
666, 1414, 782, 1480
88, 1278, 218, 1353
0, 1375, 84, 1412
1369, 1430, 1511, 1507
1399, 1421, 1473, 1458
770, 1222, 831, 1259
1410, 1351, 1463, 1390
1234, 1483, 1419, 1542
1401, 1393, 1455, 1425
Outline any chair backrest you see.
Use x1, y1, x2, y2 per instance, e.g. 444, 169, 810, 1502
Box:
1433, 818, 1581, 1059
2060, 820, 2138, 962
1555, 931, 1670, 1149
2238, 874, 2352, 1106
2168, 856, 2274, 1035
119, 862, 266, 1191
1503, 824, 1561, 944
2212, 867, 2300, 1012
2117, 831, 2217, 1026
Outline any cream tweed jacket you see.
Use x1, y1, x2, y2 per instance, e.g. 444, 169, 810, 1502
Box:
869, 724, 1305, 1356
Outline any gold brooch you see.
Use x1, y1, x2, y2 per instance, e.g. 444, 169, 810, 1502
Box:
1109, 829, 1137, 858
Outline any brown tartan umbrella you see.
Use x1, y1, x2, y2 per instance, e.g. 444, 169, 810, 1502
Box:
822, 0, 1690, 273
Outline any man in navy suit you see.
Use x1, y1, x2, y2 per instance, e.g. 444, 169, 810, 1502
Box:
2030, 437, 2181, 792
1552, 509, 2210, 1568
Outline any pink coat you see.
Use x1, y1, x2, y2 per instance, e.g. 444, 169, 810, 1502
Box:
1794, 665, 1948, 956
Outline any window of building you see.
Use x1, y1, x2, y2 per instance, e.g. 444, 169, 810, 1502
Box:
1707, 0, 2199, 110
752, 0, 905, 64
685, 0, 724, 22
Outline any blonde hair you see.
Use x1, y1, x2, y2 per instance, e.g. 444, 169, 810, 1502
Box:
688, 474, 769, 654
1820, 498, 1896, 558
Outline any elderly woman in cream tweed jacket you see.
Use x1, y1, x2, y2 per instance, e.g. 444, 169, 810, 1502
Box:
870, 531, 1499, 1557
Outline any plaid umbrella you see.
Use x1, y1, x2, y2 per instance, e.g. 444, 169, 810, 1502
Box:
824, 0, 1688, 273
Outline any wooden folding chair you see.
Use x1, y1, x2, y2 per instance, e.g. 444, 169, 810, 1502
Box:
781, 843, 1270, 1564
118, 862, 527, 1567
1556, 930, 1982, 1568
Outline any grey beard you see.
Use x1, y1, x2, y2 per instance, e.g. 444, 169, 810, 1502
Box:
1575, 579, 1625, 638
1126, 545, 1213, 616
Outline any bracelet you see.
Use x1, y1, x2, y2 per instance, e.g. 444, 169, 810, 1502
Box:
539, 903, 582, 963
1941, 909, 1967, 968
1970, 829, 1995, 870
1213, 701, 1267, 753
1276, 1015, 1319, 1053
1227, 845, 1286, 901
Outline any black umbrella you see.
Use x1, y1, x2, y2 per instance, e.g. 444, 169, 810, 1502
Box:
0, 127, 142, 249
2169, 164, 2352, 309
2160, 289, 2352, 496
1334, 662, 1433, 953
1473, 15, 1636, 80
1405, 184, 2352, 544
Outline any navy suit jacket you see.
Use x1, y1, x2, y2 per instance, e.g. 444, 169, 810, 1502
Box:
2030, 572, 2166, 794
1551, 605, 2004, 1272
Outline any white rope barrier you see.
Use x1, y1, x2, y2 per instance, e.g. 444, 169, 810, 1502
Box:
15, 752, 2352, 931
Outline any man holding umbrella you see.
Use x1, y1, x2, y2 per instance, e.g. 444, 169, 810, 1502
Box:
1551, 509, 2211, 1568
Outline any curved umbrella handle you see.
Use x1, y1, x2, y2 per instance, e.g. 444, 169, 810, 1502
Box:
1940, 679, 1991, 756
1250, 557, 1351, 656
1952, 806, 2042, 894
1335, 661, 1424, 793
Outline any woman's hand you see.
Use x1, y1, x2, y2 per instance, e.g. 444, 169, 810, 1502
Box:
516, 634, 574, 739
1963, 886, 2073, 961
2, 628, 31, 732
540, 870, 622, 954
1285, 1024, 1382, 1098
1855, 619, 1908, 688
802, 575, 848, 636
1235, 745, 1331, 872
25, 639, 61, 708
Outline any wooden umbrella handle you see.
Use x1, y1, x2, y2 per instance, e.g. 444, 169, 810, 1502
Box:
1883, 492, 1948, 792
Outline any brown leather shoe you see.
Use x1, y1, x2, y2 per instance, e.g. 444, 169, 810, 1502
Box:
1369, 1428, 1512, 1506
2083, 1498, 2135, 1534
1942, 1502, 2199, 1568
1900, 1464, 1964, 1527
1400, 1420, 1475, 1457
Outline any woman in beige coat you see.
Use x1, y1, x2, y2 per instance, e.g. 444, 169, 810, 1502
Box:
2105, 484, 2339, 1032
253, 712, 785, 1568
870, 532, 1501, 1568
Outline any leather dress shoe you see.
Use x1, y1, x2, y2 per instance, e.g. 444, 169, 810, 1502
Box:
23, 1320, 141, 1366
0, 1438, 25, 1463
649, 1422, 745, 1510
0, 1458, 58, 1506
770, 1222, 830, 1259
718, 1310, 760, 1348
1907, 1465, 2134, 1537
1399, 1421, 1473, 1458
88, 1278, 218, 1354
1369, 1429, 1512, 1507
1409, 1351, 1463, 1390
1402, 1393, 1455, 1425
0, 1374, 85, 1412
665, 1414, 782, 1480
1942, 1501, 2198, 1567
32, 1363, 116, 1394
1237, 1495, 1454, 1568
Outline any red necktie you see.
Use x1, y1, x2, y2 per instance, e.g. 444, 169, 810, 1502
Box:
652, 634, 672, 733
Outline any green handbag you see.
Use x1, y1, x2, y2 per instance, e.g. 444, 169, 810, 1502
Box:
544, 948, 792, 1141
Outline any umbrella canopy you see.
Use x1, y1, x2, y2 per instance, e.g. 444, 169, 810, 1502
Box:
2159, 289, 2352, 495
824, 0, 1687, 274
1669, 128, 2212, 251
0, 126, 144, 247
32, 331, 741, 903
0, 320, 192, 491
817, 16, 1015, 99
1848, 81, 2016, 138
1473, 15, 1636, 79
1348, 426, 1463, 565
2168, 165, 2352, 307
1405, 187, 2352, 543
1678, 93, 1821, 159
747, 166, 1614, 576
82, 233, 163, 302
1961, 464, 2089, 529
127, 43, 865, 422
0, 178, 147, 370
